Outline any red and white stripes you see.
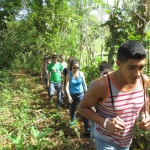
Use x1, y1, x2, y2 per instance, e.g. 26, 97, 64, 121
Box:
95, 74, 144, 147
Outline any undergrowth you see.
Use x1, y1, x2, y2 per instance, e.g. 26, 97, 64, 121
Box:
0, 69, 150, 150
0, 69, 84, 150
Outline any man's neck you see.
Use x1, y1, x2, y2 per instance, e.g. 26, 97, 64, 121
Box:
112, 70, 135, 90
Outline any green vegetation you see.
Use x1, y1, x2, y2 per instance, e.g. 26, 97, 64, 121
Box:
0, 70, 87, 149
0, 0, 150, 149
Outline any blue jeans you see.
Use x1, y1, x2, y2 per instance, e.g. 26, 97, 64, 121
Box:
49, 82, 62, 107
61, 90, 65, 100
95, 135, 130, 150
90, 120, 95, 138
70, 93, 89, 129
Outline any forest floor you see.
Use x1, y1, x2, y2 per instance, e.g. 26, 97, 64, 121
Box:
0, 70, 145, 150
0, 70, 96, 150
35, 78, 96, 150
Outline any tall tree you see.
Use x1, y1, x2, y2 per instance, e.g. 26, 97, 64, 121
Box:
102, 0, 150, 66
123, 0, 150, 42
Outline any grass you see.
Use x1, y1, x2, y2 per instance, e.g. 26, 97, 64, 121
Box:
0, 70, 91, 150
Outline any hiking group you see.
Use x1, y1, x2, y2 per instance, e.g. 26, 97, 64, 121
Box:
41, 40, 150, 150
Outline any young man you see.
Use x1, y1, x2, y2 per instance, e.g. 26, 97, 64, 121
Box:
78, 40, 150, 150
47, 54, 63, 109
89, 61, 112, 148
60, 54, 67, 69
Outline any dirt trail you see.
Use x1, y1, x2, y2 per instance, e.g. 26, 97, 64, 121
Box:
15, 70, 96, 150
38, 81, 96, 149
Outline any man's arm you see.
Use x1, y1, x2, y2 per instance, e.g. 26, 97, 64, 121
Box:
78, 77, 108, 125
78, 76, 125, 134
60, 63, 63, 80
47, 64, 51, 88
47, 72, 50, 88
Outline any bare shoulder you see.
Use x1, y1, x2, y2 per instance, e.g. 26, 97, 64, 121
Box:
85, 76, 108, 102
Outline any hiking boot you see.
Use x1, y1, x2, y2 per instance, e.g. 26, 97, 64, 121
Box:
85, 128, 91, 134
89, 138, 95, 148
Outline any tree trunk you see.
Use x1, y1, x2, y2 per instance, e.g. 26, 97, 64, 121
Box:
132, 0, 150, 42
147, 41, 150, 76
108, 46, 115, 66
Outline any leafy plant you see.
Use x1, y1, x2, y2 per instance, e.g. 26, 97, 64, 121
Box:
8, 127, 52, 150
70, 119, 81, 138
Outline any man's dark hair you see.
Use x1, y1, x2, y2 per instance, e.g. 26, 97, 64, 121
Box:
52, 53, 58, 58
117, 40, 146, 64
99, 61, 111, 72
44, 58, 47, 63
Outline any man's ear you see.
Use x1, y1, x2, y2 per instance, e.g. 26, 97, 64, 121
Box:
116, 60, 122, 69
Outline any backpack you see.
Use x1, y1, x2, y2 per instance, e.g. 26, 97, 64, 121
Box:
63, 68, 69, 87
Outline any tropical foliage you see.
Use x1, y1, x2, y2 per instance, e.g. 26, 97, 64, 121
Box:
0, 0, 150, 149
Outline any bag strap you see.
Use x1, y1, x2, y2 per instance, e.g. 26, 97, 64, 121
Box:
141, 75, 146, 114
107, 74, 146, 117
107, 74, 116, 117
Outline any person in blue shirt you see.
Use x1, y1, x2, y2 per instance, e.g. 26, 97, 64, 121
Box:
65, 60, 91, 133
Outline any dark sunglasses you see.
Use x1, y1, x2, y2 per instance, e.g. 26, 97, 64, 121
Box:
73, 67, 80, 69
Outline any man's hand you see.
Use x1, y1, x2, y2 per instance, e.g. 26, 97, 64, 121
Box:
47, 82, 49, 88
138, 113, 150, 130
106, 116, 125, 134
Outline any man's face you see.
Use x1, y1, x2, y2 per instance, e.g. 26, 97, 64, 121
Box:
60, 56, 65, 61
117, 58, 146, 84
53, 57, 58, 63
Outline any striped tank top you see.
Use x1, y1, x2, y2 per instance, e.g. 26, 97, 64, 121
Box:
94, 74, 145, 147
